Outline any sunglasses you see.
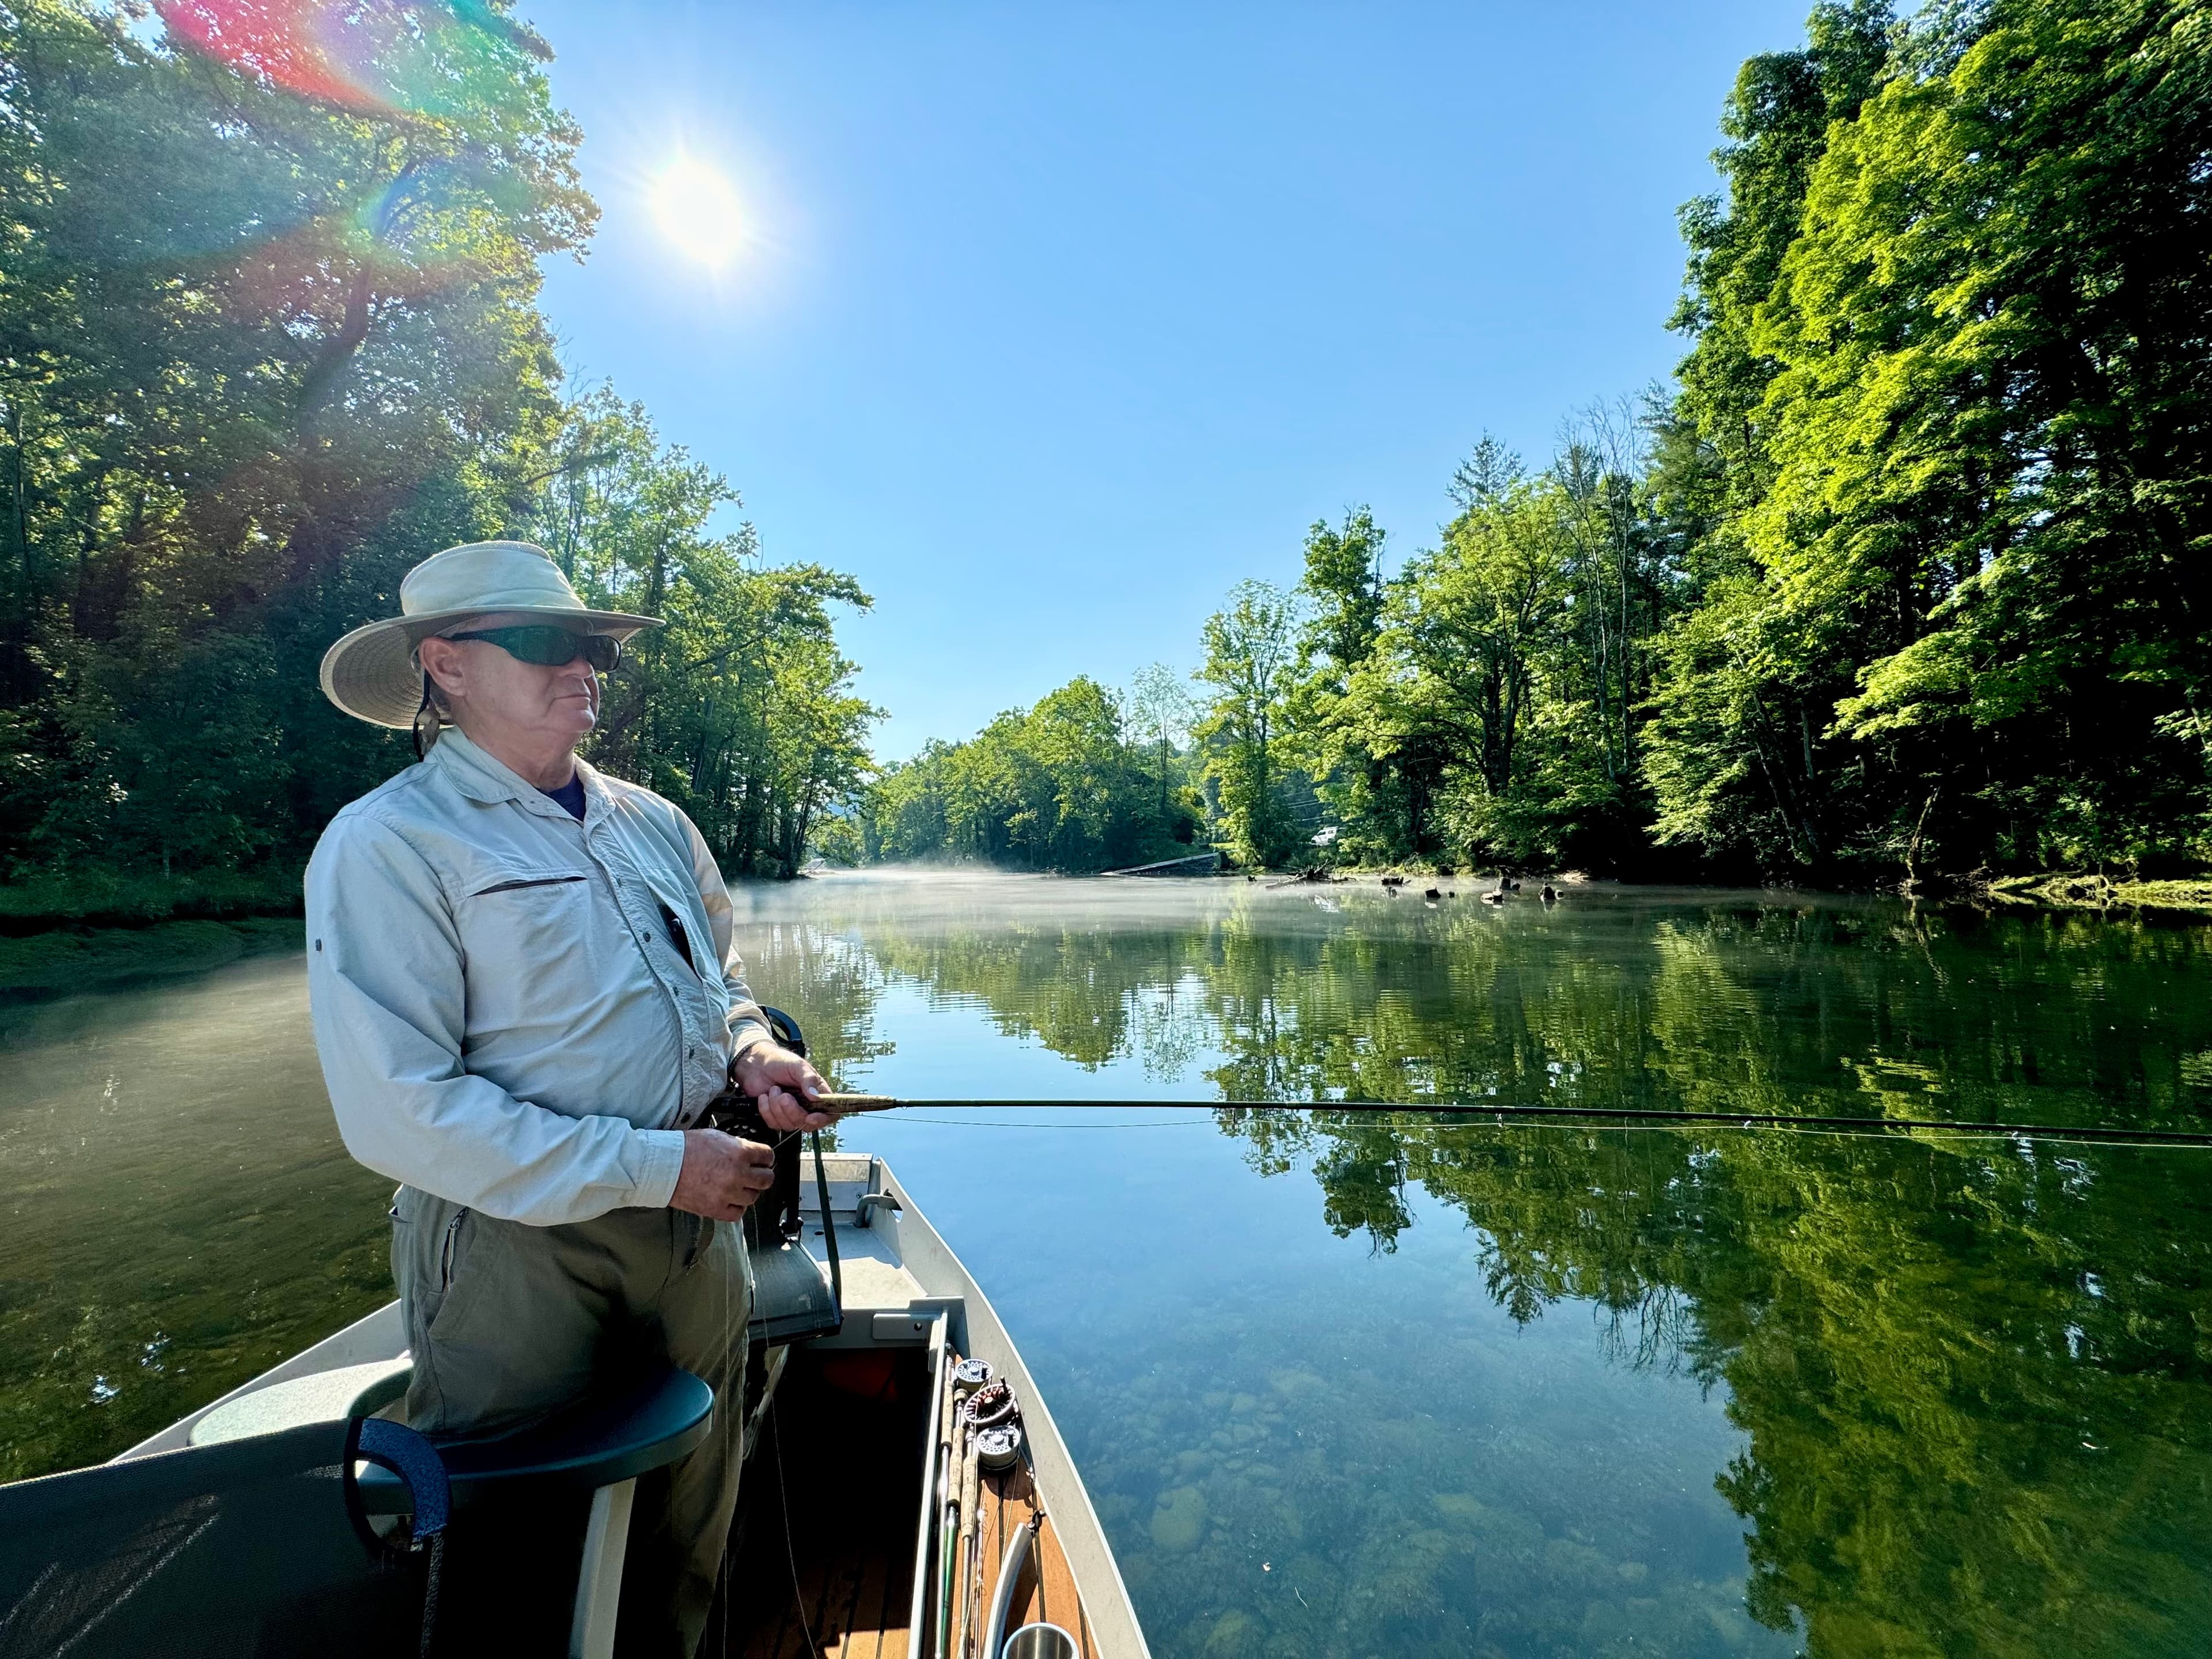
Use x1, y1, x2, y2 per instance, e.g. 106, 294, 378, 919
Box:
443, 625, 622, 672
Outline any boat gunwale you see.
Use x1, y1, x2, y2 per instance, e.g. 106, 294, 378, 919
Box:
855, 1157, 1153, 1659
88, 1153, 1154, 1658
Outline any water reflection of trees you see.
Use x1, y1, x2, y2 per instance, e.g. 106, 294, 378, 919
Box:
842, 891, 2212, 1134
819, 889, 2212, 1651
736, 921, 896, 1082
1232, 1116, 2212, 1653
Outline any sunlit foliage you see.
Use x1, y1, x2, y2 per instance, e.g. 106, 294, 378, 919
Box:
0, 1, 867, 891
1203, 0, 2212, 881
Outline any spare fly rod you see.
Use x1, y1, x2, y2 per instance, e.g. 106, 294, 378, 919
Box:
794, 1094, 2212, 1149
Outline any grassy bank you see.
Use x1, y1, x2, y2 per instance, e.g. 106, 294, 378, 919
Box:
0, 868, 307, 997
0, 916, 305, 998
0, 866, 303, 933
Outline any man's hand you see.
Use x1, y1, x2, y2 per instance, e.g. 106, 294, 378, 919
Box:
732, 1041, 841, 1132
671, 1128, 775, 1221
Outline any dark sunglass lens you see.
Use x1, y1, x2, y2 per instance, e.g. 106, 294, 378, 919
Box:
502, 627, 579, 665
454, 626, 614, 668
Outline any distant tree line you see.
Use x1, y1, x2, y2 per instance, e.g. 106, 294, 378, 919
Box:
0, 1, 870, 912
856, 0, 2212, 885
839, 676, 1202, 872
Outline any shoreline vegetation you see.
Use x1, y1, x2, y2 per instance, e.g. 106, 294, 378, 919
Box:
845, 1, 2212, 903
5, 1, 2210, 930
0, 916, 303, 998
6, 862, 2209, 1002
1, 3, 870, 913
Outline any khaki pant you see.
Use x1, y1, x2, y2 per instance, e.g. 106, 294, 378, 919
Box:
392, 1186, 752, 1658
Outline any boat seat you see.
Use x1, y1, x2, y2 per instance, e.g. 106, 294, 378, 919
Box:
181, 1360, 711, 1657
185, 1356, 713, 1510
349, 1366, 714, 1658
749, 1236, 842, 1345
353, 1366, 713, 1514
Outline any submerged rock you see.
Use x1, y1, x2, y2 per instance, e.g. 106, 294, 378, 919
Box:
1150, 1483, 1209, 1550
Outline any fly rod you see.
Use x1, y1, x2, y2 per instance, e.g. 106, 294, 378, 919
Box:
794, 1095, 2212, 1149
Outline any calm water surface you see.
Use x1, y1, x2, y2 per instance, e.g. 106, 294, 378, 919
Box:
6, 873, 2212, 1657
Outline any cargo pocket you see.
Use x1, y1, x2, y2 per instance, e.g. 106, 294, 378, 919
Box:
427, 1207, 484, 1338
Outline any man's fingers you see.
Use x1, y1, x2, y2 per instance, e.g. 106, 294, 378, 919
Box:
730, 1141, 774, 1190
756, 1091, 840, 1132
759, 1080, 842, 1131
673, 1127, 776, 1222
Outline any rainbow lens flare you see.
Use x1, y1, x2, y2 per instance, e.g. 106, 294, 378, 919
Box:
153, 0, 547, 122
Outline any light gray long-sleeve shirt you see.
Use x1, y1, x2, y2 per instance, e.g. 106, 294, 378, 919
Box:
305, 729, 772, 1225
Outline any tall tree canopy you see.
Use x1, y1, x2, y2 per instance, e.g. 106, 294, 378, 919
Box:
0, 1, 870, 899
1113, 0, 2212, 881
1646, 0, 2212, 881
1195, 580, 1304, 868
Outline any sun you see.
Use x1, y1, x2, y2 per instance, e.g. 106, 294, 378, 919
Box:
649, 156, 744, 267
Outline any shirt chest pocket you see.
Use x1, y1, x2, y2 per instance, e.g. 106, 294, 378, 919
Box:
454, 865, 603, 974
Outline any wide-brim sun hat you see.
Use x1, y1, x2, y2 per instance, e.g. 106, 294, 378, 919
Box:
319, 540, 662, 729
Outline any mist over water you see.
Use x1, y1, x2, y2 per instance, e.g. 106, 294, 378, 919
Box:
6, 872, 2211, 1654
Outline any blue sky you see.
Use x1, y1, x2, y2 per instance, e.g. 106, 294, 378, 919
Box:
518, 1, 1811, 760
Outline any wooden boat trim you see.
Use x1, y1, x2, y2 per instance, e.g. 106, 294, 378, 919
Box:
832, 1155, 1153, 1659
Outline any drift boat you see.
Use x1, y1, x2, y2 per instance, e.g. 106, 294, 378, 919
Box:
0, 1126, 1149, 1659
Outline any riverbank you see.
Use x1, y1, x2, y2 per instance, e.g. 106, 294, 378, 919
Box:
0, 868, 306, 997
1301, 862, 2212, 916
0, 916, 305, 998
0, 866, 303, 932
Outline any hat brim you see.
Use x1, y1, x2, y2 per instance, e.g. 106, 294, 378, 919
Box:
320, 607, 662, 730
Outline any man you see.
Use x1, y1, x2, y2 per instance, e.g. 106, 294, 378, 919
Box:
306, 539, 838, 1655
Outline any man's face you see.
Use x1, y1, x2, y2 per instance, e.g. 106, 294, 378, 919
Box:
418, 612, 603, 748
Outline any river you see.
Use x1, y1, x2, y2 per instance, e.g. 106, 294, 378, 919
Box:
5, 872, 2211, 1655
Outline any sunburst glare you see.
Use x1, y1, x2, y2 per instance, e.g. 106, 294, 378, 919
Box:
649, 156, 745, 267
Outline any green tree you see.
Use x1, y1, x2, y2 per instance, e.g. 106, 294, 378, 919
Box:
1289, 509, 1419, 863
514, 388, 876, 877
0, 0, 588, 881
1194, 580, 1303, 868
1126, 661, 1197, 826
0, 4, 873, 901
1649, 0, 2212, 884
1380, 464, 1574, 863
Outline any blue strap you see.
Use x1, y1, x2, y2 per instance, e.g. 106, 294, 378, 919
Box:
355, 1417, 452, 1542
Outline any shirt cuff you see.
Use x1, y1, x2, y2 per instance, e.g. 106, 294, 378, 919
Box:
631, 1128, 688, 1211
728, 1012, 773, 1063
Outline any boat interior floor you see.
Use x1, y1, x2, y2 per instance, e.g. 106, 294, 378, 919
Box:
712, 1345, 927, 1658
710, 1343, 1103, 1659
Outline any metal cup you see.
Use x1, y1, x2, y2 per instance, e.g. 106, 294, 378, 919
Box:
1001, 1623, 1078, 1659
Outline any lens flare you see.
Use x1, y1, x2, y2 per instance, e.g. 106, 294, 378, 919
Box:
145, 2, 551, 309
154, 0, 547, 120
649, 157, 745, 267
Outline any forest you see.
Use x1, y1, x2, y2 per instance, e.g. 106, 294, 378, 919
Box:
858, 0, 2212, 887
6, 0, 2209, 903
0, 0, 873, 920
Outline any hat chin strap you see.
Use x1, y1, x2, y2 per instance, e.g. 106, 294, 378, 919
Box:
412, 672, 446, 759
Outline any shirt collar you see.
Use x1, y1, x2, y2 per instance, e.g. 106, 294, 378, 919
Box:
430, 729, 599, 820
